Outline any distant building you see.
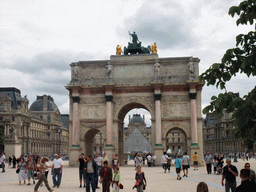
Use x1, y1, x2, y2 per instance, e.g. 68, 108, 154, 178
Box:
0, 87, 69, 157
203, 92, 245, 154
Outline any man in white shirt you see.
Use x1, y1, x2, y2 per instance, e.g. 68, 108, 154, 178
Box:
0, 152, 6, 173
51, 154, 63, 188
147, 154, 152, 167
161, 152, 168, 173
152, 154, 157, 167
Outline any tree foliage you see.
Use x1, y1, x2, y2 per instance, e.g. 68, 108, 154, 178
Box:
199, 0, 256, 149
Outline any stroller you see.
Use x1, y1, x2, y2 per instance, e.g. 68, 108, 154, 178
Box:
217, 165, 223, 174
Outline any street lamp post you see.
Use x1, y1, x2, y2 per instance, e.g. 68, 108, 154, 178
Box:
57, 126, 61, 154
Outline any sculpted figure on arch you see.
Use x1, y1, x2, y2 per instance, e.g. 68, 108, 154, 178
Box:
116, 45, 122, 55
151, 42, 157, 54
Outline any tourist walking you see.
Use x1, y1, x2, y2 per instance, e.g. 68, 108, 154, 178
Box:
236, 169, 256, 192
174, 155, 182, 180
8, 156, 12, 166
99, 160, 112, 192
152, 154, 156, 167
111, 154, 120, 173
167, 154, 172, 173
134, 153, 143, 169
134, 165, 147, 192
85, 155, 98, 192
44, 157, 51, 179
0, 152, 6, 173
182, 152, 190, 177
161, 152, 168, 173
146, 153, 152, 167
221, 158, 238, 192
193, 152, 198, 170
77, 153, 87, 188
112, 167, 121, 192
213, 159, 218, 174
244, 162, 256, 183
12, 155, 17, 168
17, 158, 27, 185
36, 159, 41, 180
51, 154, 63, 188
26, 155, 36, 185
34, 157, 54, 192
101, 152, 109, 164
204, 152, 213, 174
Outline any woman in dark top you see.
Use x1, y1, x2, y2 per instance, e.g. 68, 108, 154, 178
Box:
12, 155, 16, 168
217, 154, 224, 167
135, 165, 147, 192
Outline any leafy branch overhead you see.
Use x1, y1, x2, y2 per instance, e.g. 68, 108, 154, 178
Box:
199, 0, 256, 149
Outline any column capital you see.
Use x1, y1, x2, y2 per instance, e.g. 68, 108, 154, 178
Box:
105, 95, 113, 102
189, 93, 197, 100
72, 96, 80, 103
154, 94, 162, 101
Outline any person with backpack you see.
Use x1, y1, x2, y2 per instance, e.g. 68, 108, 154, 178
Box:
182, 152, 190, 177
161, 152, 168, 173
174, 155, 182, 180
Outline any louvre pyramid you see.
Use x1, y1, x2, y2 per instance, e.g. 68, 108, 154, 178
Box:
124, 128, 152, 153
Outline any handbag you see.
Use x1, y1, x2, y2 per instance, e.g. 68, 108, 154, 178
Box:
16, 168, 20, 174
34, 172, 37, 177
119, 183, 124, 189
135, 172, 143, 186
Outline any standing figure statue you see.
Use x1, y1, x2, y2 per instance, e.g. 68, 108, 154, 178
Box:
116, 45, 122, 55
129, 31, 139, 45
151, 42, 157, 54
72, 63, 79, 80
106, 62, 112, 78
188, 57, 195, 80
154, 60, 161, 76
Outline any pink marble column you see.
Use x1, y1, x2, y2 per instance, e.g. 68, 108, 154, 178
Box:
106, 101, 112, 145
154, 93, 162, 146
189, 92, 198, 147
72, 96, 80, 147
105, 95, 113, 147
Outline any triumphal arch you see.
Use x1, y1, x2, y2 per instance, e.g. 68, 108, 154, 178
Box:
66, 33, 203, 166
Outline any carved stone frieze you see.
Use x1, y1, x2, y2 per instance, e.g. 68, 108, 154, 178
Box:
162, 95, 189, 102
81, 105, 106, 119
80, 97, 105, 104
162, 103, 189, 117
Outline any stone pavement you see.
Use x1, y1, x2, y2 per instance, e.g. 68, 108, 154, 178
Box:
1, 159, 256, 192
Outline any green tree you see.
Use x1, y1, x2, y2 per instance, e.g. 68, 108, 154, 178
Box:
0, 125, 4, 146
199, 0, 256, 149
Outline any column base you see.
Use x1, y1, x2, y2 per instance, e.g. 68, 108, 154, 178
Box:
154, 144, 164, 166
104, 145, 115, 162
69, 146, 81, 167
190, 143, 199, 148
154, 144, 164, 149
70, 145, 80, 149
104, 144, 114, 149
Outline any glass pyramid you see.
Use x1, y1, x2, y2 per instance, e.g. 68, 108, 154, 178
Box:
124, 128, 152, 153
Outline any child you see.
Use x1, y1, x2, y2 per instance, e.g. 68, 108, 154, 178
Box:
112, 167, 121, 192
174, 155, 182, 180
213, 159, 218, 174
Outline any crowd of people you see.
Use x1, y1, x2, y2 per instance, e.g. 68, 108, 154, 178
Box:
1, 150, 256, 192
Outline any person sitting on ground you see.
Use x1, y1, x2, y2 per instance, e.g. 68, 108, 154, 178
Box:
236, 169, 256, 192
197, 181, 209, 192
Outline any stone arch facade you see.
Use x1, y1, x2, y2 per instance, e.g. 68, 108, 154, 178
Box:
67, 54, 203, 166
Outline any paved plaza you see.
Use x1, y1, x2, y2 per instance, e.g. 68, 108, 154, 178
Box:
1, 159, 256, 192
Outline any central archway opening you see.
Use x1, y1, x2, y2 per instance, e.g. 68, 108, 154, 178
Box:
117, 102, 153, 165
166, 128, 187, 155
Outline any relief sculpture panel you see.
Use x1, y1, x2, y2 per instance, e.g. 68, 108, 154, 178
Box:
81, 105, 106, 119
162, 95, 189, 102
162, 103, 189, 117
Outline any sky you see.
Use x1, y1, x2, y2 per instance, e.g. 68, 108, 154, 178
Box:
1, 0, 256, 127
